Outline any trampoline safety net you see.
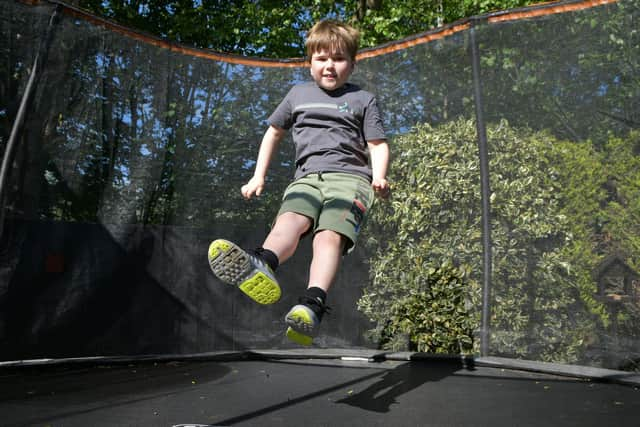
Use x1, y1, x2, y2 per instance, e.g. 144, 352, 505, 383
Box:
0, 0, 638, 372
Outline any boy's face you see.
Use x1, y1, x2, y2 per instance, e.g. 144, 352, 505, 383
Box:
309, 48, 355, 91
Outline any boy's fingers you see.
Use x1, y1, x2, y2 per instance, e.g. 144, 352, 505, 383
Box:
241, 183, 263, 199
241, 184, 252, 199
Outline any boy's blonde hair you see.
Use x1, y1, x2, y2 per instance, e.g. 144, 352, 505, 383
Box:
305, 20, 360, 61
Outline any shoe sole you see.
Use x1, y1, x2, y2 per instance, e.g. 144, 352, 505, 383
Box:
208, 239, 281, 305
286, 327, 313, 346
285, 306, 316, 346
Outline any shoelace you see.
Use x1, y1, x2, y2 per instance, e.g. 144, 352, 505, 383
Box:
298, 295, 332, 316
252, 248, 277, 272
249, 253, 268, 269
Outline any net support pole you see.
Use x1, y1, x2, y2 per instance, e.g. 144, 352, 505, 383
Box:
0, 5, 61, 241
469, 20, 493, 357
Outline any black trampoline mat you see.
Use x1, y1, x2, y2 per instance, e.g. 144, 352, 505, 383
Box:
1, 357, 639, 426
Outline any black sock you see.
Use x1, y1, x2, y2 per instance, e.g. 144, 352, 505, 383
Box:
253, 247, 279, 271
303, 287, 329, 321
305, 286, 327, 304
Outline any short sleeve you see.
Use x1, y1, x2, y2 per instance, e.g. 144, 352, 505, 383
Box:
268, 88, 295, 130
363, 97, 387, 142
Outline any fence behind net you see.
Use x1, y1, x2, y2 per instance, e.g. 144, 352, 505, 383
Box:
0, 0, 638, 371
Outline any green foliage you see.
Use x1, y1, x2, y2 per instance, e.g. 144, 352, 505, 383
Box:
362, 117, 640, 367
363, 261, 477, 354
78, 0, 345, 58
347, 0, 534, 47
600, 132, 640, 268
76, 0, 540, 57
477, 0, 640, 145
554, 131, 640, 361
361, 118, 601, 361
359, 118, 487, 355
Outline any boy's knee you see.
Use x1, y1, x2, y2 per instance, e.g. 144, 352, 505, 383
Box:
274, 212, 312, 234
314, 229, 346, 248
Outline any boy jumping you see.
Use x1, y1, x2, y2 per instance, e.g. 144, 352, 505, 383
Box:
208, 20, 390, 346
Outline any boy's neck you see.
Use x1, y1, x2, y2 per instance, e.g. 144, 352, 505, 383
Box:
315, 81, 350, 93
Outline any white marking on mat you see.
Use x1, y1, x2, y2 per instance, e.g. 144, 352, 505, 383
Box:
341, 356, 370, 361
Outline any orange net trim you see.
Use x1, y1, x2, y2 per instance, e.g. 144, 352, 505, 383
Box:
20, 0, 619, 67
488, 0, 618, 22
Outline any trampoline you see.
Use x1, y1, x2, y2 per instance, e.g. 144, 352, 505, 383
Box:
2, 0, 640, 425
1, 350, 639, 427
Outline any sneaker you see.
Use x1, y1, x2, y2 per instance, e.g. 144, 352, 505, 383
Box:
208, 239, 281, 304
285, 296, 330, 346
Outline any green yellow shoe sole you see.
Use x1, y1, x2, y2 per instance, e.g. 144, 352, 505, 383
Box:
238, 271, 281, 305
285, 305, 317, 346
286, 327, 313, 346
208, 239, 281, 305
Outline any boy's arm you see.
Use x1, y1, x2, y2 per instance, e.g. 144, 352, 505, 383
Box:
368, 139, 390, 199
241, 125, 286, 200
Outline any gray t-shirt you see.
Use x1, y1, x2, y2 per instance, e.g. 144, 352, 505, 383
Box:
268, 81, 387, 181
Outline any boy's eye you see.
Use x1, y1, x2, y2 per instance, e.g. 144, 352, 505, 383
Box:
314, 56, 346, 62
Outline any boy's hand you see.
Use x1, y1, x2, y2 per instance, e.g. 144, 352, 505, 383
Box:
372, 178, 390, 199
241, 176, 265, 200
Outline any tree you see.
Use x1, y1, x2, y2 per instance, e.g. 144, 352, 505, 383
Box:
75, 0, 540, 57
554, 131, 640, 367
477, 0, 639, 145
76, 0, 344, 58
361, 118, 598, 362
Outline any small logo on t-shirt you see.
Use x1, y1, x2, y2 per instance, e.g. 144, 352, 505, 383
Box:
338, 102, 353, 114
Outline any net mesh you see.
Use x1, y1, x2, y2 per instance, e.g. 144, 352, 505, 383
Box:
0, 0, 638, 370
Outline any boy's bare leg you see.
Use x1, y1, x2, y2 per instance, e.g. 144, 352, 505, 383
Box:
308, 229, 345, 292
207, 213, 310, 305
285, 229, 344, 345
262, 211, 312, 263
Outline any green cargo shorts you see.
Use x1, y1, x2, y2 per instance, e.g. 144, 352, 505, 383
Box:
277, 172, 374, 252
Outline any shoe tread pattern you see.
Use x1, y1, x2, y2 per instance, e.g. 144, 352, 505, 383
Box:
239, 274, 281, 305
286, 307, 315, 333
208, 240, 251, 284
286, 327, 313, 346
208, 239, 280, 305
